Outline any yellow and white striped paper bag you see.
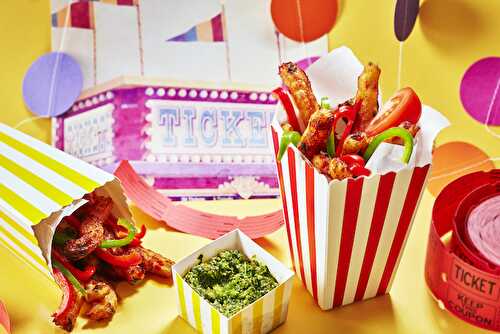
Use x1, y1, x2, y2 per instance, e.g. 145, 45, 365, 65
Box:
173, 229, 294, 334
0, 123, 133, 281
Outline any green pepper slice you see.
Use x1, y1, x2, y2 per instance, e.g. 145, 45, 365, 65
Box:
52, 230, 77, 246
277, 130, 301, 161
99, 218, 137, 248
363, 127, 414, 163
327, 132, 335, 158
52, 259, 86, 296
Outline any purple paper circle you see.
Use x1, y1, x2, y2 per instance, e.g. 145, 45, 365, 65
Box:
394, 0, 420, 42
22, 52, 83, 117
460, 57, 500, 125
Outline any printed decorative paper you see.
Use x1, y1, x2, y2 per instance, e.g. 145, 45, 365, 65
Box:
53, 77, 281, 201
50, 0, 328, 88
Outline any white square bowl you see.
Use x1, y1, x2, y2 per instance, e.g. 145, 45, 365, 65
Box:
173, 229, 295, 334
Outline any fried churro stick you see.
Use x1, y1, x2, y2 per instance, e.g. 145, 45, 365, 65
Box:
312, 154, 352, 180
85, 279, 118, 321
64, 197, 112, 261
298, 109, 335, 160
341, 131, 370, 156
353, 62, 381, 132
136, 247, 175, 278
279, 62, 319, 126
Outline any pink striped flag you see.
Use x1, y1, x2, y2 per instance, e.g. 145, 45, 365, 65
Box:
167, 13, 227, 42
51, 0, 137, 29
271, 126, 430, 310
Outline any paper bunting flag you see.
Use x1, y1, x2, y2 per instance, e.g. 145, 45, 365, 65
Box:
394, 0, 420, 42
114, 161, 284, 240
51, 0, 137, 29
167, 13, 226, 42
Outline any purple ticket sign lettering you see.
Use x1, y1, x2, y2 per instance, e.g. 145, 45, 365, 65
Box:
53, 84, 279, 201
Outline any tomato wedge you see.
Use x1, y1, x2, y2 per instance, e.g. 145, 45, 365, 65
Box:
365, 87, 422, 136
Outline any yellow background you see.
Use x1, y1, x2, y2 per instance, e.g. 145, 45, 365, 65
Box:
0, 0, 498, 333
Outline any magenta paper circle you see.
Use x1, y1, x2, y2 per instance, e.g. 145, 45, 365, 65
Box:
460, 57, 500, 126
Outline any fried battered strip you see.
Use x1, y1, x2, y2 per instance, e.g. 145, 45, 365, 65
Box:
341, 131, 370, 155
328, 158, 352, 180
298, 109, 335, 160
279, 62, 319, 126
85, 279, 118, 321
115, 264, 146, 283
53, 293, 84, 332
353, 62, 381, 132
137, 247, 175, 278
312, 154, 352, 181
64, 197, 112, 261
312, 154, 331, 176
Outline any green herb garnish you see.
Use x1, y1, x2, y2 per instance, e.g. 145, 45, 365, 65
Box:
183, 250, 278, 317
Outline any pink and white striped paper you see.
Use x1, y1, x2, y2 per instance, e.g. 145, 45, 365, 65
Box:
271, 127, 430, 310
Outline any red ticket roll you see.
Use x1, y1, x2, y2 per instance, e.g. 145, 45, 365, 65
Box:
426, 169, 500, 332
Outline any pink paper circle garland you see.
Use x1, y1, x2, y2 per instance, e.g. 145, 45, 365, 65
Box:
460, 57, 500, 126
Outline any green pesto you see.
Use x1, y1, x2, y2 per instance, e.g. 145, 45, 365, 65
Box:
183, 249, 278, 317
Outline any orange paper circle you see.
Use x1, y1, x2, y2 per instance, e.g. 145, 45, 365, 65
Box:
271, 0, 338, 42
428, 141, 495, 197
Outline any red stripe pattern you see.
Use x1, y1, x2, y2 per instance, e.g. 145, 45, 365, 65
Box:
273, 122, 431, 309
354, 172, 396, 301
376, 165, 430, 295
305, 164, 318, 301
271, 128, 296, 270
287, 149, 306, 284
333, 178, 364, 307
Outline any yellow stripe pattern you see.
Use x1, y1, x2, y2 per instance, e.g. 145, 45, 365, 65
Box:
252, 299, 264, 334
272, 285, 284, 328
0, 125, 112, 282
0, 230, 48, 279
176, 275, 291, 334
176, 274, 188, 320
192, 291, 203, 332
211, 308, 220, 334
0, 210, 38, 246
0, 132, 100, 192
0, 154, 73, 206
0, 183, 46, 224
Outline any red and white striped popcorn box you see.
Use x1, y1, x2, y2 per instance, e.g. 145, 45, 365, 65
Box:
270, 47, 449, 310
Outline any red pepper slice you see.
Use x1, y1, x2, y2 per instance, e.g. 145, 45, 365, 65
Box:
339, 154, 371, 177
95, 248, 142, 267
52, 267, 76, 321
52, 248, 96, 283
128, 225, 147, 246
332, 103, 360, 157
349, 165, 371, 177
128, 238, 142, 247
273, 87, 301, 132
135, 225, 146, 239
340, 154, 366, 167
